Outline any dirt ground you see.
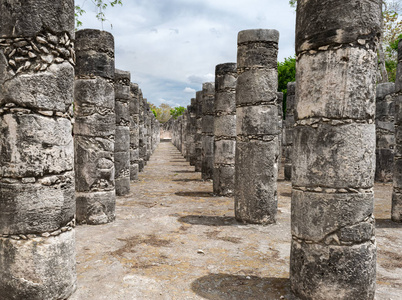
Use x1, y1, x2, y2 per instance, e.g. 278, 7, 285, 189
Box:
70, 140, 402, 300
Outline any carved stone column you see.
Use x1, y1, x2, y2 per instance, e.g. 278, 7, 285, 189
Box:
235, 29, 279, 224
0, 1, 76, 298
74, 29, 116, 224
213, 63, 237, 196
290, 1, 380, 298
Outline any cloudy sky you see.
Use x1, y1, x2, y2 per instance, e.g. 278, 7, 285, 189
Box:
78, 0, 296, 108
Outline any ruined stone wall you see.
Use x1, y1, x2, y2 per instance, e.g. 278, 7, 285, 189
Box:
375, 83, 396, 182
392, 40, 402, 222
201, 82, 215, 180
0, 1, 77, 298
213, 63, 237, 196
283, 82, 295, 181
129, 83, 140, 180
234, 29, 279, 225
290, 1, 380, 298
74, 29, 116, 224
114, 69, 131, 196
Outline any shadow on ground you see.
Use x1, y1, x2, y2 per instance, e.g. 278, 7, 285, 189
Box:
172, 179, 204, 183
175, 191, 214, 197
375, 218, 402, 229
191, 274, 291, 300
173, 170, 196, 173
178, 215, 240, 226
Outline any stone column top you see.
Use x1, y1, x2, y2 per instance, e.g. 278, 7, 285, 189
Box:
0, 0, 75, 38
75, 29, 114, 53
238, 29, 279, 44
215, 63, 237, 75
295, 0, 382, 53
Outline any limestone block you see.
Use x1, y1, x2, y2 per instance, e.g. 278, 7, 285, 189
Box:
236, 69, 278, 106
214, 115, 236, 138
76, 190, 115, 224
215, 92, 236, 114
0, 113, 73, 178
130, 164, 139, 181
391, 191, 402, 222
295, 0, 382, 52
115, 127, 130, 152
74, 112, 115, 138
292, 123, 375, 188
296, 48, 377, 120
74, 136, 114, 192
291, 189, 374, 242
214, 140, 235, 165
236, 105, 279, 136
290, 240, 376, 300
201, 136, 214, 180
0, 172, 75, 234
375, 148, 394, 182
1, 62, 74, 112
202, 115, 214, 135
237, 29, 279, 69
0, 0, 75, 37
213, 165, 235, 196
74, 78, 114, 109
75, 52, 114, 79
234, 139, 278, 224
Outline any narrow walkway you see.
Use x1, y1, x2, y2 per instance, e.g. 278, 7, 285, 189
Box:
72, 141, 402, 300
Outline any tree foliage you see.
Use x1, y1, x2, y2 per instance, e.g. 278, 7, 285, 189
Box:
149, 103, 172, 124
170, 106, 186, 120
75, 0, 123, 29
277, 56, 296, 117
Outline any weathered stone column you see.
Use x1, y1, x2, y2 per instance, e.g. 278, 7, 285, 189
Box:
145, 101, 152, 163
0, 1, 76, 298
138, 93, 146, 171
235, 29, 279, 224
201, 82, 215, 180
277, 91, 284, 174
375, 83, 395, 182
392, 40, 402, 222
213, 63, 237, 196
74, 29, 116, 224
283, 82, 295, 181
195, 94, 203, 171
182, 108, 189, 159
114, 69, 130, 196
188, 98, 197, 166
129, 83, 140, 180
290, 1, 380, 299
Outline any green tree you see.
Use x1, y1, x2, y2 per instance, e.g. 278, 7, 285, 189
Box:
277, 56, 296, 118
170, 106, 186, 120
75, 0, 123, 29
149, 103, 172, 123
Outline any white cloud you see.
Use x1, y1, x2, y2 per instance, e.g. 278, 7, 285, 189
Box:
183, 87, 196, 93
78, 0, 296, 107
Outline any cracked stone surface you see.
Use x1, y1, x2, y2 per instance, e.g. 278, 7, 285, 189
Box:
70, 141, 402, 299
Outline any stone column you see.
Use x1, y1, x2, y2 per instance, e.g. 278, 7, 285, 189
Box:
283, 82, 295, 181
138, 93, 146, 171
0, 1, 76, 298
129, 83, 140, 180
392, 40, 402, 222
213, 63, 237, 196
182, 108, 189, 159
235, 29, 279, 224
74, 29, 116, 224
188, 98, 197, 166
201, 82, 215, 180
195, 93, 203, 172
277, 91, 284, 174
145, 101, 152, 163
375, 83, 395, 182
114, 69, 131, 196
290, 1, 380, 299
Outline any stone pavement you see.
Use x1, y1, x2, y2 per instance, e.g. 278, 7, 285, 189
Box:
71, 140, 402, 300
